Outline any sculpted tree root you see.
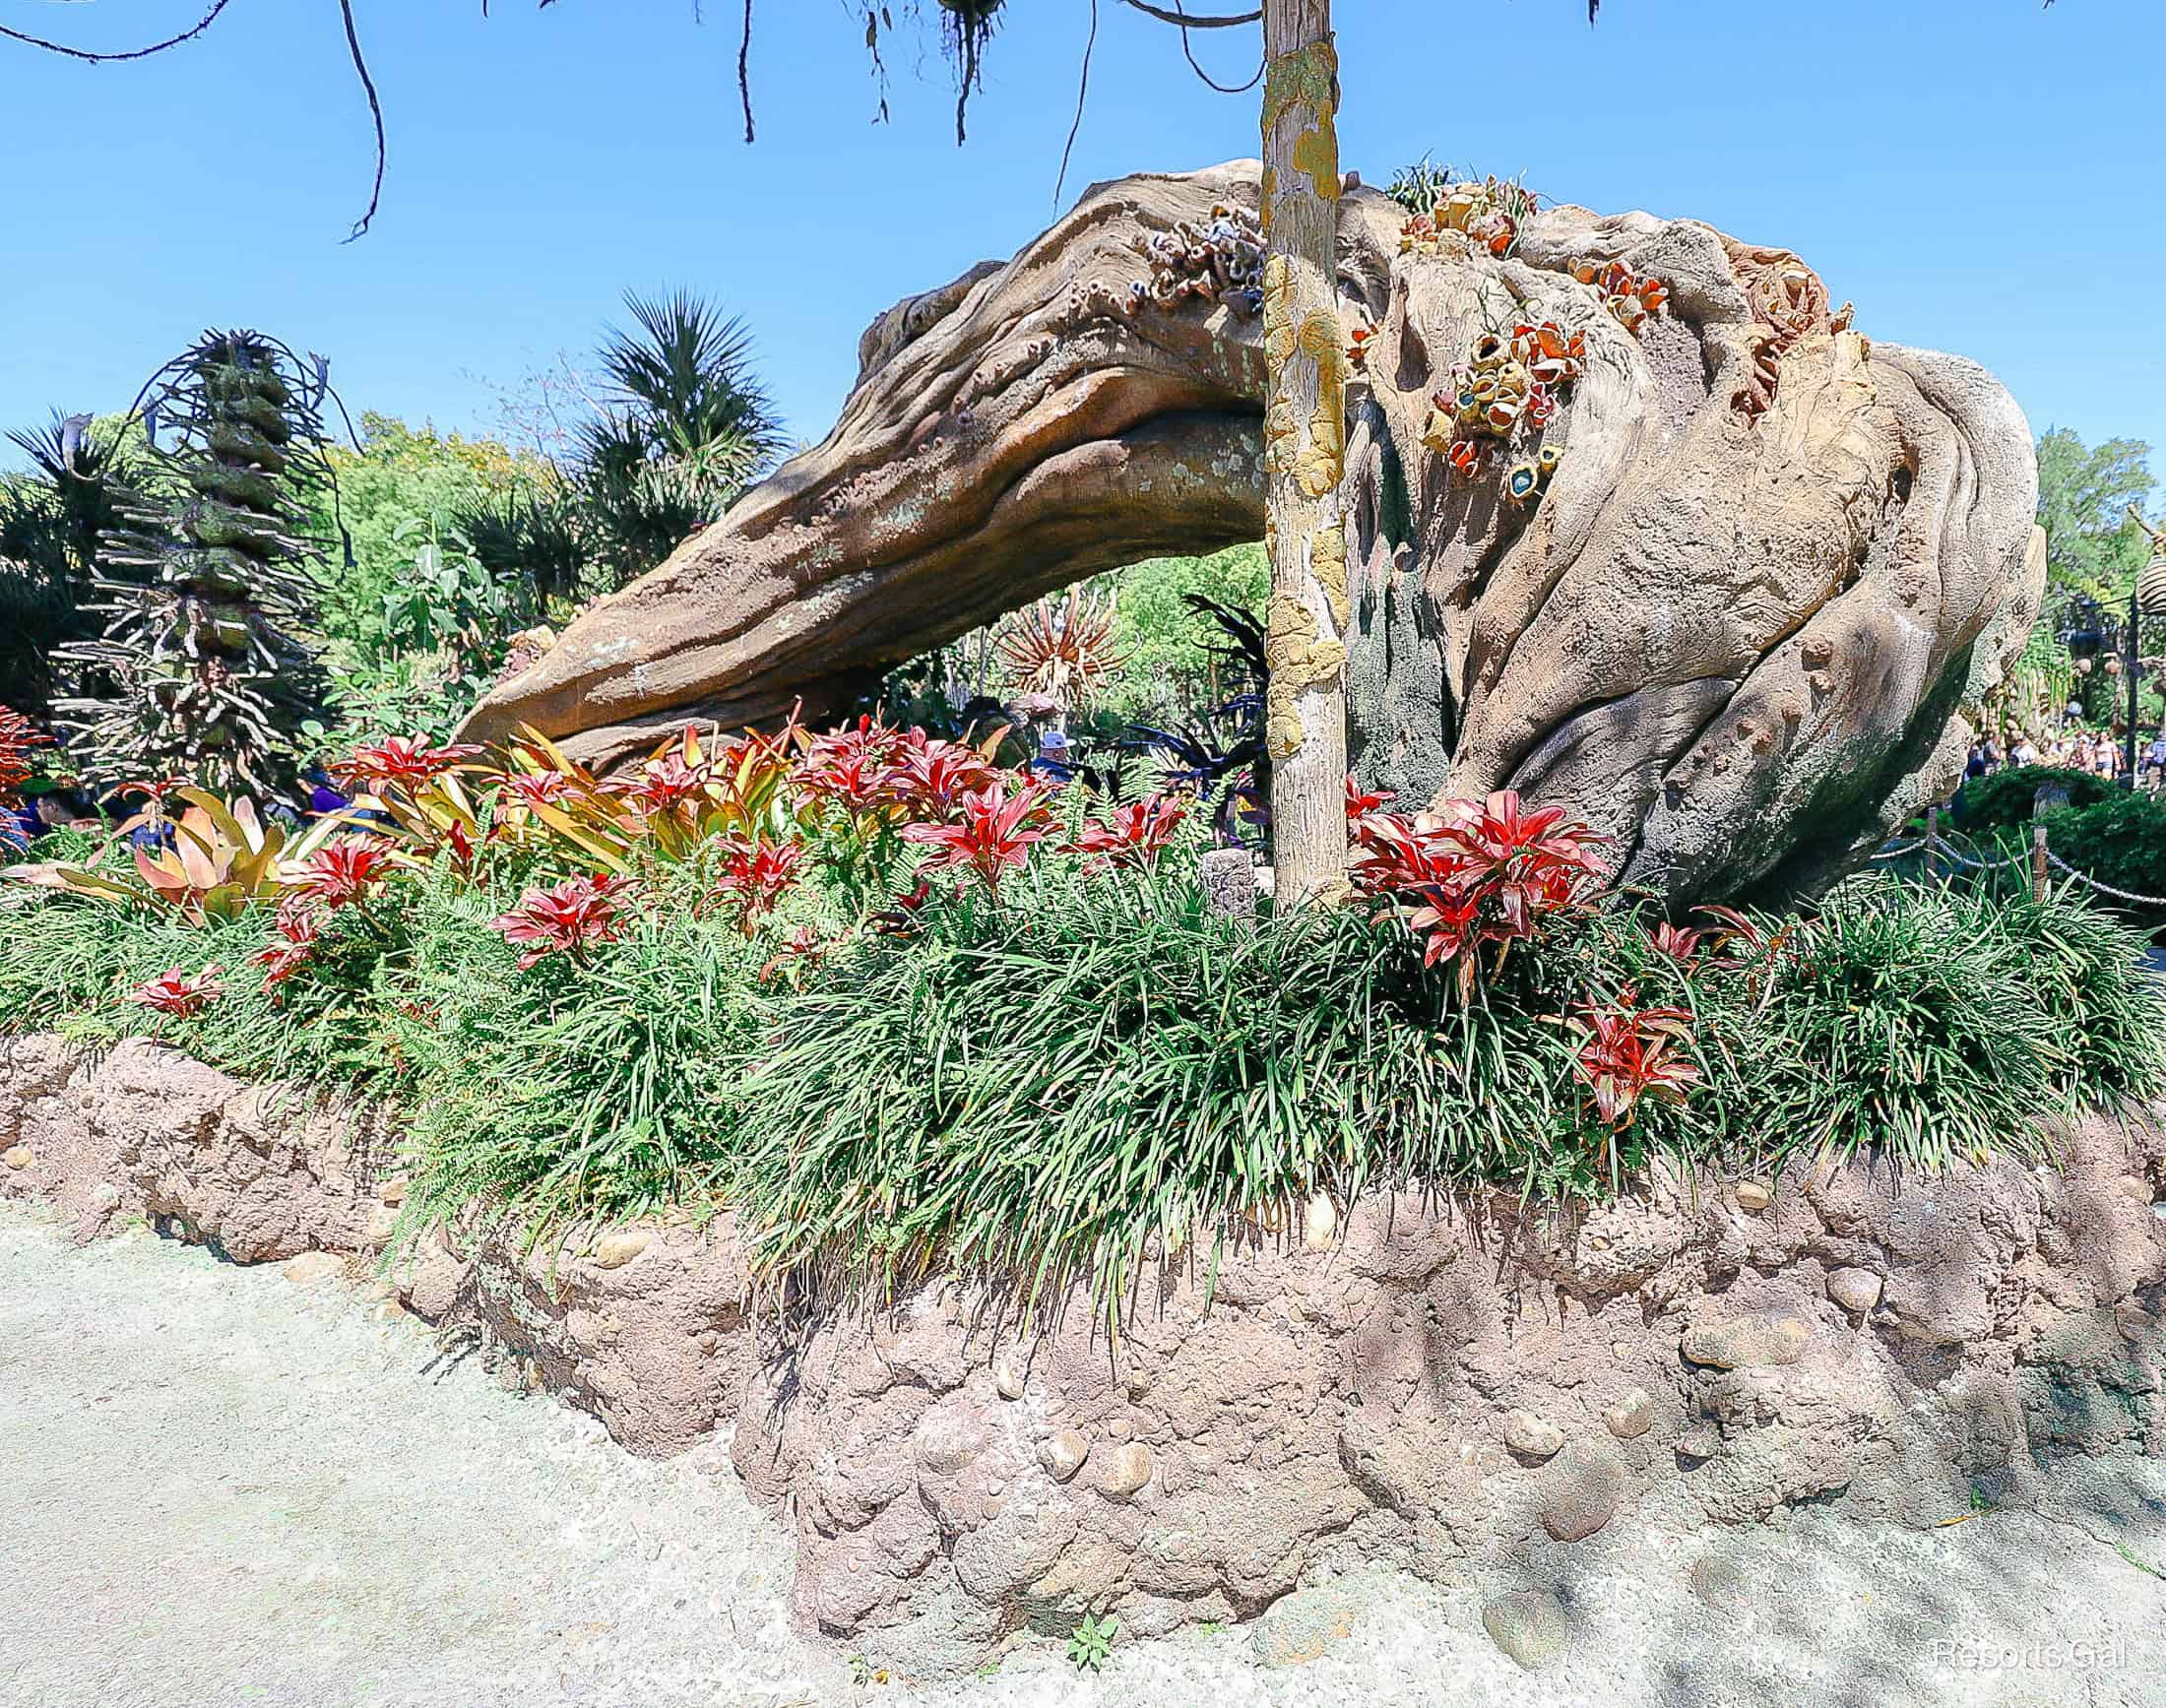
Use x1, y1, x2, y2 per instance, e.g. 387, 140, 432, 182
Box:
463, 162, 2042, 906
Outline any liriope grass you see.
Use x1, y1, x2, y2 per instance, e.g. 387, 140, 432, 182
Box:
1, 843, 2159, 1314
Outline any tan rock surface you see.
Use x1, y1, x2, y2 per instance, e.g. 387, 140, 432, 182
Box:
463, 162, 2041, 905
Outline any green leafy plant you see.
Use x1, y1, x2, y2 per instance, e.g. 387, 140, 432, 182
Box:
1066, 1613, 1118, 1672
1953, 765, 2116, 837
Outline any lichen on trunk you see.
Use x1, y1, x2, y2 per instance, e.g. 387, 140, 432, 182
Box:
1259, 0, 1350, 906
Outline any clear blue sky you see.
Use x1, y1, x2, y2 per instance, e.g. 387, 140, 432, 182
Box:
3, 0, 2161, 480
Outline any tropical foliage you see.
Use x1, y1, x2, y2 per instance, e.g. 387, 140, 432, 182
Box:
1, 702, 2156, 1316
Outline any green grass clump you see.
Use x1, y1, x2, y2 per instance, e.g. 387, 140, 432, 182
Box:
2, 836, 2161, 1313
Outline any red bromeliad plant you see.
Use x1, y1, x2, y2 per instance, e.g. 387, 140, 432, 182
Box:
287, 839, 405, 911
759, 923, 838, 987
251, 900, 324, 994
794, 714, 909, 819
331, 737, 482, 795
126, 963, 224, 1022
495, 721, 802, 873
490, 872, 632, 970
1347, 779, 1610, 997
0, 704, 46, 796
900, 776, 1055, 898
329, 736, 490, 868
1073, 793, 1187, 873
706, 833, 807, 933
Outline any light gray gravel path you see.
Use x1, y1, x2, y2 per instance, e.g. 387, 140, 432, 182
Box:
4, 1201, 2164, 1708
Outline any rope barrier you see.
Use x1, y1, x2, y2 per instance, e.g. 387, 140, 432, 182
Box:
1921, 837, 2027, 873
1871, 829, 2155, 898
2043, 852, 2166, 908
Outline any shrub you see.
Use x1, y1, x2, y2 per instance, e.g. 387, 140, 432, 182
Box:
2037, 792, 2166, 932
1954, 765, 2114, 836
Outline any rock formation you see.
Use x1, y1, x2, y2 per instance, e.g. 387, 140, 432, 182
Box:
460, 161, 2042, 906
6, 1037, 2160, 1676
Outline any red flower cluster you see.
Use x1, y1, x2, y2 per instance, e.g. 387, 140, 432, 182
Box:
1348, 779, 1610, 996
900, 776, 1055, 896
332, 737, 480, 794
490, 873, 631, 970
1572, 993, 1700, 1126
707, 834, 806, 932
1073, 793, 1186, 872
126, 964, 224, 1019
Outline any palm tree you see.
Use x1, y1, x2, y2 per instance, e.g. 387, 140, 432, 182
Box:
577, 289, 785, 582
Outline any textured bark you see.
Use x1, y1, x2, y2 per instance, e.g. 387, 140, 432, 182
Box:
461, 163, 2043, 908
1258, 0, 1350, 904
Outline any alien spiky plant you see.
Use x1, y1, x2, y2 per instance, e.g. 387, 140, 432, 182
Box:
993, 588, 1128, 715
57, 331, 338, 796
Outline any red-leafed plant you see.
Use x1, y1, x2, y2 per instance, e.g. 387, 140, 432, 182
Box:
0, 705, 51, 851
126, 964, 224, 1022
1073, 793, 1187, 872
251, 900, 325, 994
622, 748, 711, 815
287, 839, 404, 911
1573, 992, 1701, 1127
1647, 920, 1705, 965
1348, 782, 1610, 996
331, 736, 481, 794
491, 872, 632, 970
760, 923, 839, 987
900, 776, 1055, 897
880, 732, 999, 821
794, 714, 910, 817
706, 834, 807, 933
496, 768, 578, 814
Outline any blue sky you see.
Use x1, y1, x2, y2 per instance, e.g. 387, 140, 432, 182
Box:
3, 0, 2161, 483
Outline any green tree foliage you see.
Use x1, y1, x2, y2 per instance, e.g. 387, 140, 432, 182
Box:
2035, 427, 2155, 614
308, 411, 553, 652
1095, 542, 1269, 720
0, 412, 149, 715
571, 289, 786, 584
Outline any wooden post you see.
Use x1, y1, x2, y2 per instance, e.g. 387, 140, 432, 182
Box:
1925, 804, 1938, 881
2031, 822, 2048, 902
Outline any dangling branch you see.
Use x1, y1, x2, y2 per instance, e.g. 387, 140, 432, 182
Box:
1054, 0, 1099, 207
337, 0, 388, 240
738, 0, 755, 142
0, 0, 236, 61
1122, 0, 1261, 96
1118, 2, 1258, 24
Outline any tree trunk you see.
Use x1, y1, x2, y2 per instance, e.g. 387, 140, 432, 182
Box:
1259, 0, 1349, 906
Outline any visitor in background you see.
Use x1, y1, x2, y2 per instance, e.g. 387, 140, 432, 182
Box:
1964, 743, 1988, 783
1030, 728, 1077, 786
1980, 734, 2002, 772
2012, 731, 2041, 767
2145, 733, 2166, 790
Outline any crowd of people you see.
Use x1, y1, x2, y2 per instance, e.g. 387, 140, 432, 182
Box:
1965, 712, 2166, 790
